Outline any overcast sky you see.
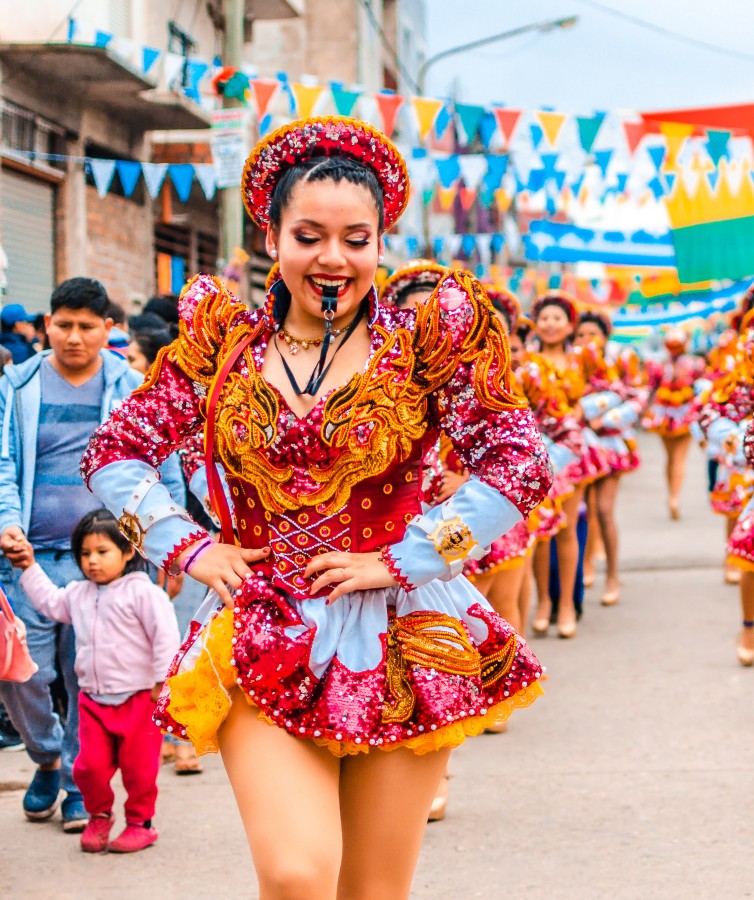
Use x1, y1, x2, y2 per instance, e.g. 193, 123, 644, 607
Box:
423, 0, 754, 113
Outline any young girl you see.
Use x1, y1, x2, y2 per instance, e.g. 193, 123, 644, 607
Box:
82, 117, 551, 897
15, 510, 180, 854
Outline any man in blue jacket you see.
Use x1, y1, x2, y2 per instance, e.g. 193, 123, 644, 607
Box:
0, 278, 185, 833
0, 303, 37, 364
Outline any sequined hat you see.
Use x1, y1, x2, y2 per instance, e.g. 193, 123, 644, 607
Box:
531, 290, 578, 328
242, 116, 410, 231
577, 308, 613, 338
483, 285, 521, 333
379, 259, 447, 306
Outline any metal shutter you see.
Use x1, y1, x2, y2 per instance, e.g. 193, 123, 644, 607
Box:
0, 169, 55, 314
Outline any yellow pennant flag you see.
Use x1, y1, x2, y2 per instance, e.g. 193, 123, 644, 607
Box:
411, 97, 444, 142
658, 121, 694, 171
291, 83, 326, 119
536, 110, 568, 148
438, 186, 457, 211
494, 188, 512, 212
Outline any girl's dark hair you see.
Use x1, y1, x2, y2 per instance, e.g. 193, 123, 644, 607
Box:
577, 310, 612, 339
269, 156, 385, 232
131, 329, 173, 368
71, 510, 144, 575
395, 282, 437, 308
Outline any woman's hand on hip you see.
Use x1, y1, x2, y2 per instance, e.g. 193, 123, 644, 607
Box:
177, 542, 270, 608
305, 551, 398, 604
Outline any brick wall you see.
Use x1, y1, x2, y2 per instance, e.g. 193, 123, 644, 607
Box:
84, 186, 154, 309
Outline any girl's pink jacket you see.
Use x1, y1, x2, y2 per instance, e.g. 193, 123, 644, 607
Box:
20, 564, 180, 696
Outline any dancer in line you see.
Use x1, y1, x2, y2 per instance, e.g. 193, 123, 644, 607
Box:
82, 117, 552, 898
643, 330, 705, 520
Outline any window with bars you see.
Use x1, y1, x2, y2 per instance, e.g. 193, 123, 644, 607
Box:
0, 100, 66, 168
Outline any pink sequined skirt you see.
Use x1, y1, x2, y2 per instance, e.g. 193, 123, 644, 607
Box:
710, 466, 754, 518
565, 428, 611, 486
641, 401, 696, 437
464, 520, 534, 578
154, 575, 544, 757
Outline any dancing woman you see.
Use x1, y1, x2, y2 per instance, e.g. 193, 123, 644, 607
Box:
81, 118, 552, 899
643, 330, 705, 520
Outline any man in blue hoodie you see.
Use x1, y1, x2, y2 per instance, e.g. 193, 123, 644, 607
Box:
0, 303, 37, 364
0, 277, 185, 833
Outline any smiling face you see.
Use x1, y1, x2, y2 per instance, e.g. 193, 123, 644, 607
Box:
266, 178, 383, 331
535, 303, 573, 349
574, 320, 607, 350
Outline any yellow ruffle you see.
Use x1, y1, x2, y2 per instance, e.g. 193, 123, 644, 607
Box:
727, 553, 754, 573
163, 606, 545, 758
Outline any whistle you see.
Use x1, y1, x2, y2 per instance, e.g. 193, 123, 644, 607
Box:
321, 284, 339, 318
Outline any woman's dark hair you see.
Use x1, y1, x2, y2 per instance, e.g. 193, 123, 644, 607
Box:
107, 301, 126, 326
577, 310, 612, 339
396, 281, 437, 308
71, 509, 144, 575
131, 329, 173, 368
50, 277, 110, 318
129, 311, 169, 332
269, 156, 385, 232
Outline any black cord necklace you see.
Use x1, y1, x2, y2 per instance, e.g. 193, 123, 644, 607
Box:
274, 288, 367, 397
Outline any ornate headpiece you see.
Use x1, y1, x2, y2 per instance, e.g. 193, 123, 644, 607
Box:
484, 285, 521, 333
242, 116, 409, 230
577, 308, 613, 338
379, 259, 447, 306
531, 290, 578, 327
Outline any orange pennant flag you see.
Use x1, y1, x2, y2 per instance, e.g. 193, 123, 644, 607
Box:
494, 188, 513, 212
249, 79, 279, 120
536, 110, 568, 148
291, 83, 325, 119
459, 187, 477, 212
658, 121, 694, 171
438, 186, 457, 211
492, 107, 522, 147
411, 97, 444, 141
374, 93, 405, 138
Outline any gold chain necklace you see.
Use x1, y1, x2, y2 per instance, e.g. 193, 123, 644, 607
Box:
278, 323, 348, 355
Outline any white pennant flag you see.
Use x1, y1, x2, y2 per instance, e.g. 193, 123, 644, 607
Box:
194, 164, 217, 200
444, 234, 463, 258
141, 163, 168, 198
476, 235, 492, 269
161, 52, 186, 91
90, 159, 116, 197
458, 155, 488, 190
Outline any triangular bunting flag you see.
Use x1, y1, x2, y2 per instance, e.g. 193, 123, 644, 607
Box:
331, 85, 361, 117
90, 159, 116, 198
116, 161, 141, 197
250, 79, 279, 120
483, 154, 508, 191
374, 92, 404, 138
647, 145, 666, 172
459, 187, 478, 212
184, 60, 210, 102
494, 188, 513, 213
479, 112, 498, 149
291, 83, 325, 118
529, 123, 544, 149
194, 164, 217, 200
536, 110, 567, 148
707, 169, 720, 191
141, 163, 168, 199
458, 155, 488, 190
169, 164, 194, 202
438, 186, 457, 211
594, 149, 613, 177
162, 53, 186, 91
142, 46, 161, 75
94, 30, 113, 49
706, 129, 731, 167
492, 107, 522, 146
432, 236, 446, 258
411, 97, 444, 141
435, 155, 461, 188
490, 233, 505, 254
461, 233, 477, 256
422, 186, 436, 206
659, 121, 694, 171
455, 103, 486, 145
434, 104, 453, 139
622, 121, 647, 155
576, 113, 605, 154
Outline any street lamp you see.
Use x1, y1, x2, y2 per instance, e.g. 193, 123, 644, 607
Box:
417, 16, 579, 95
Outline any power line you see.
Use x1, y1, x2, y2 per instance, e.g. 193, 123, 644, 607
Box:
572, 0, 754, 62
356, 0, 420, 93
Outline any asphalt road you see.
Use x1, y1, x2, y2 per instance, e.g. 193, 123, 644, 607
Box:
2, 433, 750, 899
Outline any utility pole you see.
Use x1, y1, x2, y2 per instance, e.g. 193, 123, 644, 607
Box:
220, 0, 245, 263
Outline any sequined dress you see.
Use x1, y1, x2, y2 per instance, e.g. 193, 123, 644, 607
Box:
642, 353, 705, 437
82, 271, 552, 757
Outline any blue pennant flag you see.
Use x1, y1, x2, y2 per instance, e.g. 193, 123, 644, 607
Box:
94, 30, 113, 49
433, 236, 445, 258
169, 164, 194, 202
435, 155, 461, 188
142, 46, 161, 75
434, 104, 453, 139
705, 130, 730, 166
461, 233, 477, 256
483, 154, 508, 191
184, 60, 209, 102
478, 111, 498, 149
116, 161, 141, 197
490, 233, 505, 254
594, 149, 613, 177
529, 123, 544, 149
647, 145, 666, 172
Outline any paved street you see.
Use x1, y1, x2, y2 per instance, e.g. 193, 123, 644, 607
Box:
1, 433, 751, 899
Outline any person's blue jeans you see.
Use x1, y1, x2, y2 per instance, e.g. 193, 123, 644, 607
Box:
0, 551, 81, 794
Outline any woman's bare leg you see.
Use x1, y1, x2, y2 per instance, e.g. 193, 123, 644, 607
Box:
583, 486, 600, 587
337, 747, 451, 900
554, 484, 585, 633
219, 694, 342, 899
594, 473, 621, 599
470, 572, 494, 599
662, 433, 691, 518
485, 565, 527, 633
532, 539, 552, 632
725, 518, 742, 584
738, 571, 754, 663
518, 556, 533, 632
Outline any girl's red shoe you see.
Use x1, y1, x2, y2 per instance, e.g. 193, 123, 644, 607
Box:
108, 823, 158, 853
80, 814, 114, 853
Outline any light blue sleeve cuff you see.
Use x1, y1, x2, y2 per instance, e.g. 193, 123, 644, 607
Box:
694, 377, 713, 398
706, 417, 738, 458
158, 452, 187, 508
89, 460, 204, 567
188, 464, 230, 529
580, 391, 622, 421
690, 421, 704, 443
602, 402, 639, 429
542, 435, 577, 475
388, 475, 523, 588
